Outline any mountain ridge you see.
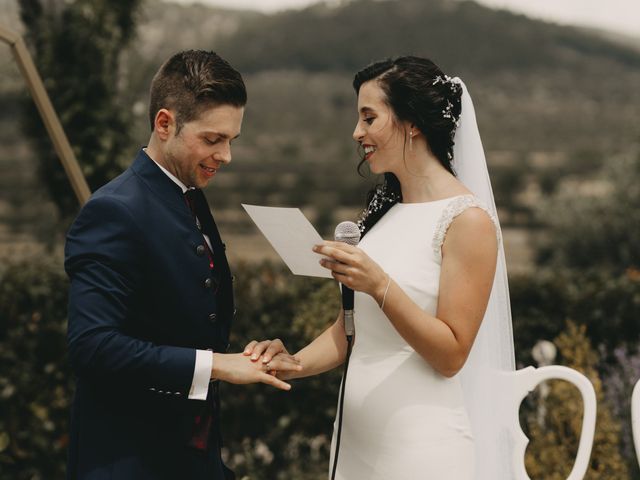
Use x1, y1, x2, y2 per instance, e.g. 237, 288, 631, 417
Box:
212, 0, 640, 76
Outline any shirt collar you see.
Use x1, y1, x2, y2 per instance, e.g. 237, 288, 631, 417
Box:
144, 147, 192, 194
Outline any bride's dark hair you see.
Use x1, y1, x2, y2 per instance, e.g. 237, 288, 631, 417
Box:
354, 56, 463, 236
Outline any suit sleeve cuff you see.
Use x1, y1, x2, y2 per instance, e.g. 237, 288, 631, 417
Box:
188, 349, 212, 400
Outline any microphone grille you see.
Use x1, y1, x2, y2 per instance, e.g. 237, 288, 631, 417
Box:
334, 221, 361, 246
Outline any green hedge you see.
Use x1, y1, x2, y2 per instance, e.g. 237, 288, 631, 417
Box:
0, 257, 71, 480
0, 258, 340, 480
510, 267, 640, 366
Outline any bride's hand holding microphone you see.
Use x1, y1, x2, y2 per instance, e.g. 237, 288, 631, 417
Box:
313, 241, 390, 307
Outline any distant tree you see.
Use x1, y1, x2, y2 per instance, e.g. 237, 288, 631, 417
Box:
510, 267, 640, 367
18, 0, 142, 222
525, 321, 629, 479
535, 149, 640, 272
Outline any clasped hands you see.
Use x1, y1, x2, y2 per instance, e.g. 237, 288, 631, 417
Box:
214, 339, 301, 391
243, 339, 302, 385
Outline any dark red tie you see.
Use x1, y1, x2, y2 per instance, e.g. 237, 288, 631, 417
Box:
184, 189, 215, 270
184, 189, 217, 451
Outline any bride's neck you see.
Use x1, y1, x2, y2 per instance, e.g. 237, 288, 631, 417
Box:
396, 156, 459, 203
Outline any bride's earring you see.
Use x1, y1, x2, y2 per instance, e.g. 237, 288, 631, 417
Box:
409, 130, 413, 151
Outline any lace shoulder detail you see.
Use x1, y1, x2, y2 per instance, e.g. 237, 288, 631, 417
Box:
431, 195, 502, 257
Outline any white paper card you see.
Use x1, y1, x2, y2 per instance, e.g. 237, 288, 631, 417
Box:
241, 204, 332, 278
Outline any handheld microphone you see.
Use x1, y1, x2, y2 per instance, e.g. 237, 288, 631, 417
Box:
334, 221, 361, 338
330, 221, 361, 479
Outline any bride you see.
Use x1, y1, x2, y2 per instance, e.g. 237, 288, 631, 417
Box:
246, 56, 515, 479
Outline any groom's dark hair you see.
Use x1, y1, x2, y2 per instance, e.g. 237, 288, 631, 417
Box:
148, 50, 247, 133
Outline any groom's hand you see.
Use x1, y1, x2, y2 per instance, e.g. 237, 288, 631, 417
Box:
211, 352, 301, 391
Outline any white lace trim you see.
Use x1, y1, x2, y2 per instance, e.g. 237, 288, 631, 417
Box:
432, 194, 502, 257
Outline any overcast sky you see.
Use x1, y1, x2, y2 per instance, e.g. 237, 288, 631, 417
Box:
170, 0, 640, 37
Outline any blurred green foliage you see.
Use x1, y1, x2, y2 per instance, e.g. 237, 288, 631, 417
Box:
222, 262, 341, 479
4, 0, 639, 230
515, 147, 640, 479
0, 258, 342, 480
510, 267, 640, 367
0, 257, 70, 480
2, 256, 639, 478
535, 151, 640, 272
601, 346, 640, 478
525, 322, 629, 479
17, 0, 142, 222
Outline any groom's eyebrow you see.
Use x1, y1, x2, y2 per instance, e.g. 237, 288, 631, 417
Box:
205, 131, 241, 140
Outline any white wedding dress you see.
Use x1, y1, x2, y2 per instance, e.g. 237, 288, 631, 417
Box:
330, 194, 500, 480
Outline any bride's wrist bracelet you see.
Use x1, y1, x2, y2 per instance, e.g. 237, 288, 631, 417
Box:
379, 274, 391, 309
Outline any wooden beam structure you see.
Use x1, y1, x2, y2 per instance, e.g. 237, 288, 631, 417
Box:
0, 24, 91, 206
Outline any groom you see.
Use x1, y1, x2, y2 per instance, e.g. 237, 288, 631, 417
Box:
64, 50, 299, 480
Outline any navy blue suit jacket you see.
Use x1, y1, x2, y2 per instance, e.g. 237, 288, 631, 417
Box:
65, 150, 235, 479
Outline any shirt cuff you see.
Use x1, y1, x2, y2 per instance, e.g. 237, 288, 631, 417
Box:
188, 349, 212, 400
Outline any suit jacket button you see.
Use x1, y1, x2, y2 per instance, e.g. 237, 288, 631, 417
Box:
196, 245, 206, 256
204, 278, 213, 289
208, 313, 217, 323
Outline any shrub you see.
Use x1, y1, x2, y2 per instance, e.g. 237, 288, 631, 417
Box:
524, 321, 629, 479
510, 267, 640, 367
0, 257, 71, 480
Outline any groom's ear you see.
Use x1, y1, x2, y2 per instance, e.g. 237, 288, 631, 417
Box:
153, 109, 175, 140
